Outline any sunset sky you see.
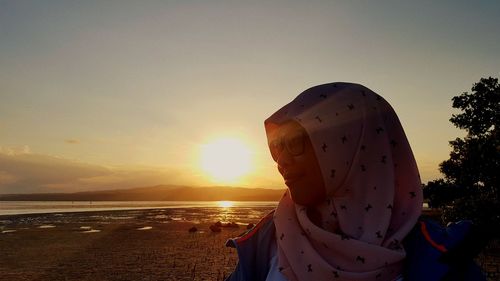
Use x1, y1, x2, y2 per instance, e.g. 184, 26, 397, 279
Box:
1, 1, 499, 194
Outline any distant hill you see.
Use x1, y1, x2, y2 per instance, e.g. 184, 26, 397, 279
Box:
0, 185, 286, 201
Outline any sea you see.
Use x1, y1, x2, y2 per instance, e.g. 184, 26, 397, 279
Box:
0, 200, 278, 216
0, 201, 279, 232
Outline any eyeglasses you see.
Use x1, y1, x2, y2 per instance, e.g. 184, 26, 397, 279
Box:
268, 131, 306, 162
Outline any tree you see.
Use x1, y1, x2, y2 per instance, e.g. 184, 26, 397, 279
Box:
424, 77, 500, 229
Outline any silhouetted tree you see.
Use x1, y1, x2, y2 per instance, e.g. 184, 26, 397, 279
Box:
424, 77, 499, 230
423, 179, 460, 209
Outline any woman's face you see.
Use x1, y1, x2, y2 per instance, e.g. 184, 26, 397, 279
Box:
268, 121, 326, 206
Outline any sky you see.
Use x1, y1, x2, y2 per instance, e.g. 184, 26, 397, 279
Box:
1, 0, 499, 194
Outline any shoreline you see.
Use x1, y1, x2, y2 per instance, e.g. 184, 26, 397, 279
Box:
0, 200, 279, 217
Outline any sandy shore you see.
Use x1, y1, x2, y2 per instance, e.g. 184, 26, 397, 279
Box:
0, 208, 273, 281
1, 207, 498, 280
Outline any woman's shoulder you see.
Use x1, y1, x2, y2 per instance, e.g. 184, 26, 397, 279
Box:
403, 219, 486, 281
225, 210, 276, 281
226, 209, 276, 248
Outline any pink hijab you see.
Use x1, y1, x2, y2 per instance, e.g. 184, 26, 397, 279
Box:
265, 83, 423, 281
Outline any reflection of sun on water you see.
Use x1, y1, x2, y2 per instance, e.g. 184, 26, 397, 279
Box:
217, 201, 234, 208
216, 201, 234, 222
199, 138, 253, 184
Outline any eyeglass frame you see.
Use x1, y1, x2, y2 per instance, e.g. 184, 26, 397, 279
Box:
268, 130, 308, 162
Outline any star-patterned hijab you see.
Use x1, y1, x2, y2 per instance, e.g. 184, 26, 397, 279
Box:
265, 83, 423, 281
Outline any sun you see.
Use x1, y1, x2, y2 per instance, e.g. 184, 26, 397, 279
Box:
199, 137, 253, 184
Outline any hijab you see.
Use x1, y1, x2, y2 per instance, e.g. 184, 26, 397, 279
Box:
264, 83, 423, 281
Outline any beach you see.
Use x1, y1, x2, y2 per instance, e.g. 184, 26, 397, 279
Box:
1, 206, 498, 281
0, 206, 276, 281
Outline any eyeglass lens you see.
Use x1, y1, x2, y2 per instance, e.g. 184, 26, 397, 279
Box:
269, 132, 305, 161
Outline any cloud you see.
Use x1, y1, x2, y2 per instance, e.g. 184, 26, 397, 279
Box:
0, 171, 17, 185
70, 166, 194, 190
0, 150, 110, 193
0, 145, 31, 155
65, 139, 80, 144
0, 147, 199, 194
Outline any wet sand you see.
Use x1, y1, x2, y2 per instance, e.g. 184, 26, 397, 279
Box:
1, 208, 498, 280
0, 207, 274, 281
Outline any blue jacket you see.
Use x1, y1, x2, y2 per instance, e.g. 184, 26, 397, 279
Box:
225, 211, 486, 281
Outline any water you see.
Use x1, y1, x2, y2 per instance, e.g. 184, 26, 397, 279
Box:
0, 200, 278, 216
0, 201, 279, 231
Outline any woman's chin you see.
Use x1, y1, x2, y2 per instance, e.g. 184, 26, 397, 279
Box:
285, 177, 301, 187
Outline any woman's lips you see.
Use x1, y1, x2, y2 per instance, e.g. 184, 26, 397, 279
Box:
284, 173, 303, 185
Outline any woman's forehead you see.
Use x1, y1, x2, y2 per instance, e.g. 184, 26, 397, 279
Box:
268, 120, 306, 138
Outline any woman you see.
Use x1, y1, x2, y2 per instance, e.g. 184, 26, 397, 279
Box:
226, 83, 485, 281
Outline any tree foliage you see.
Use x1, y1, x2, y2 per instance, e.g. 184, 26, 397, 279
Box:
424, 77, 500, 229
450, 77, 499, 137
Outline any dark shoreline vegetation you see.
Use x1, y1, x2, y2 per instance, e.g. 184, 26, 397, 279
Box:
423, 77, 499, 229
421, 77, 500, 281
0, 185, 286, 202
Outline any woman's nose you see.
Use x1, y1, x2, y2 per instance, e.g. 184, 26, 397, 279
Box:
276, 148, 294, 168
